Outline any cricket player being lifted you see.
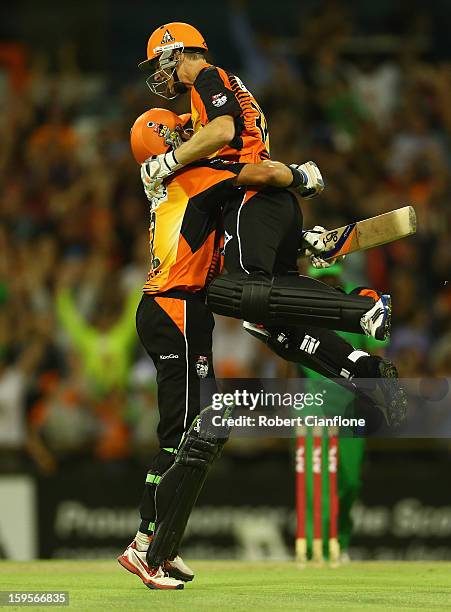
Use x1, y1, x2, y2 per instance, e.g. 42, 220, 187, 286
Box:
138, 22, 405, 397
117, 22, 407, 590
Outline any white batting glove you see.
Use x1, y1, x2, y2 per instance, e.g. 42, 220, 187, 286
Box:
301, 225, 328, 255
140, 172, 162, 201
138, 174, 169, 205
140, 151, 183, 200
310, 254, 345, 268
290, 161, 325, 199
301, 225, 345, 266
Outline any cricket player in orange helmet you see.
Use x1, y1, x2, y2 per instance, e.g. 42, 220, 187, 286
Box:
118, 105, 407, 590
119, 106, 326, 589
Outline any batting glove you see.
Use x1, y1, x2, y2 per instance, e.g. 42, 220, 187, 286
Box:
290, 161, 325, 199
141, 151, 183, 201
300, 225, 345, 267
310, 254, 345, 268
300, 225, 328, 255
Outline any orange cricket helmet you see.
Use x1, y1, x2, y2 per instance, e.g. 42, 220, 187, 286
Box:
138, 22, 207, 99
139, 22, 207, 67
130, 108, 190, 164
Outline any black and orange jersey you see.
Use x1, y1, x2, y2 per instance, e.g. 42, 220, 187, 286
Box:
142, 159, 243, 295
190, 65, 270, 164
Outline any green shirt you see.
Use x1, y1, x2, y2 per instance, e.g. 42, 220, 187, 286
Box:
56, 288, 141, 394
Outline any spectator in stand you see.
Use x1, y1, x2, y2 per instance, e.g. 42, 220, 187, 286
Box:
55, 263, 140, 396
0, 12, 450, 471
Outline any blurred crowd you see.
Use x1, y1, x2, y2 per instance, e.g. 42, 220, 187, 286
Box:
0, 2, 450, 474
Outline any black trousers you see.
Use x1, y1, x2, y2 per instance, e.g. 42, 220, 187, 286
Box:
223, 186, 302, 275
221, 187, 370, 379
136, 292, 216, 449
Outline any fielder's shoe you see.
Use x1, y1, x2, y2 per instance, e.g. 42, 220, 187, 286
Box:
117, 542, 184, 590
356, 358, 408, 427
340, 551, 351, 564
360, 294, 391, 340
164, 555, 195, 582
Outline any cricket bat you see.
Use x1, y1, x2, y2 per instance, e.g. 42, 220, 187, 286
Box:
319, 205, 416, 261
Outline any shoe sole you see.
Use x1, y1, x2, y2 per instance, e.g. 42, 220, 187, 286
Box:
117, 556, 184, 590
375, 295, 392, 341
377, 360, 408, 426
144, 580, 184, 590
165, 565, 194, 582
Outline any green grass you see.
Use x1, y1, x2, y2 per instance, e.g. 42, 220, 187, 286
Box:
1, 561, 451, 611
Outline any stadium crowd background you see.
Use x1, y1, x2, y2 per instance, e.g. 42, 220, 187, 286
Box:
0, 0, 450, 475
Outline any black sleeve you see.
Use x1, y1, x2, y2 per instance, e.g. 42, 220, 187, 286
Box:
194, 67, 242, 121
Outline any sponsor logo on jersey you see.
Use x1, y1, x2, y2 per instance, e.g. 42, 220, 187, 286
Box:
160, 353, 179, 360
300, 335, 320, 355
161, 29, 175, 44
196, 355, 209, 378
211, 93, 228, 107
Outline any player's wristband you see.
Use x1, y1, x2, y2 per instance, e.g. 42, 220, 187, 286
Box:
289, 166, 306, 189
163, 150, 182, 172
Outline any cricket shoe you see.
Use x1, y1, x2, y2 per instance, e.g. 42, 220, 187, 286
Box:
356, 357, 408, 427
360, 294, 391, 340
117, 542, 184, 590
164, 555, 195, 582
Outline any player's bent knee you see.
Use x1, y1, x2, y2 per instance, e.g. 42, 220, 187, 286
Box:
207, 272, 271, 322
208, 272, 374, 331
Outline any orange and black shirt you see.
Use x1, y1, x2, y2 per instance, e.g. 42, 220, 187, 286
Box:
190, 64, 270, 163
143, 159, 243, 295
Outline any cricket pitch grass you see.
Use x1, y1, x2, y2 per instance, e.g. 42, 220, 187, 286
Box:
1, 560, 451, 611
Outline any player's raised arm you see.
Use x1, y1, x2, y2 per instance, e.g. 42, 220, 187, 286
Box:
172, 115, 236, 165
235, 160, 325, 198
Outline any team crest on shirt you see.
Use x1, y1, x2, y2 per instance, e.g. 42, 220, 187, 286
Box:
195, 355, 209, 378
211, 92, 227, 107
161, 29, 175, 44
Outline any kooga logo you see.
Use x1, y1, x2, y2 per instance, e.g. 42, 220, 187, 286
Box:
160, 354, 179, 360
